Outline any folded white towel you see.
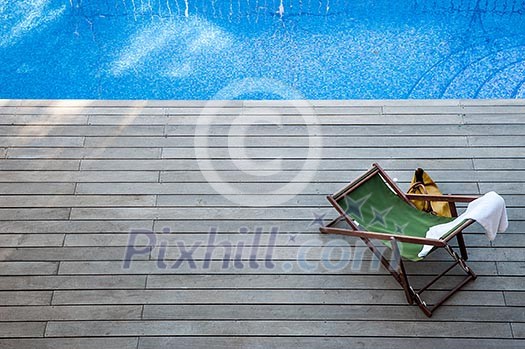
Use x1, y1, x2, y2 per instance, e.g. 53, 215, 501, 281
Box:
418, 191, 508, 258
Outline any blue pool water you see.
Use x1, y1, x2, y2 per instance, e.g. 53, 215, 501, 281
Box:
1, 0, 525, 99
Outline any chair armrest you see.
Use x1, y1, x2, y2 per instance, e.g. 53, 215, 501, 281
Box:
441, 219, 476, 242
320, 227, 446, 247
406, 194, 480, 203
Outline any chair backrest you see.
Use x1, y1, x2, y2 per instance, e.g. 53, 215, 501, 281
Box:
328, 164, 453, 238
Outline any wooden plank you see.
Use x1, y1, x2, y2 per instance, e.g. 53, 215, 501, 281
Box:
0, 209, 70, 220
464, 114, 525, 124
0, 305, 142, 321
154, 193, 523, 207
7, 147, 161, 159
165, 124, 525, 136
53, 289, 510, 306
382, 105, 463, 114
0, 323, 46, 338
67, 207, 524, 220
0, 115, 88, 125
0, 234, 64, 247
0, 220, 153, 234
492, 234, 525, 247
158, 170, 525, 183
144, 246, 525, 263
73, 179, 478, 193
0, 195, 157, 208
165, 106, 243, 115
151, 219, 525, 234
0, 137, 84, 147
0, 247, 151, 261
480, 182, 525, 194
75, 182, 479, 195
0, 262, 58, 276
62, 231, 490, 247
43, 320, 512, 338
138, 337, 525, 349
0, 291, 52, 305
498, 221, 525, 233
163, 114, 464, 125
0, 338, 139, 349
0, 159, 80, 170
162, 146, 406, 159
259, 106, 382, 115
0, 275, 146, 290
462, 105, 525, 114
496, 195, 525, 207
468, 135, 525, 146
141, 304, 525, 322
474, 158, 525, 169
248, 100, 461, 107
495, 262, 525, 275
88, 116, 168, 125
149, 219, 323, 233
0, 125, 165, 136
83, 135, 469, 148
56, 260, 499, 276
0, 171, 158, 182
512, 323, 525, 339
0, 183, 75, 194
505, 292, 525, 306
0, 101, 19, 107
159, 147, 524, 159
10, 244, 500, 262
139, 194, 325, 209
143, 275, 524, 291
81, 158, 475, 171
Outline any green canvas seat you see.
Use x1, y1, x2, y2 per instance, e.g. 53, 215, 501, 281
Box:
321, 163, 478, 317
336, 173, 461, 261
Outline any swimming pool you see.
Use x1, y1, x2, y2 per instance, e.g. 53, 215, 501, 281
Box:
1, 0, 525, 99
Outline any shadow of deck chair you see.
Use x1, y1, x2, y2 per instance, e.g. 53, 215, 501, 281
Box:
321, 163, 478, 317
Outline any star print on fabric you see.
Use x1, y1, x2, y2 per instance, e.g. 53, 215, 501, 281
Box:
310, 212, 328, 227
393, 222, 409, 235
288, 234, 297, 242
342, 193, 371, 221
369, 206, 393, 227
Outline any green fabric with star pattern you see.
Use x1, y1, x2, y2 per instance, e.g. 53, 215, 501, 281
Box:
337, 174, 456, 261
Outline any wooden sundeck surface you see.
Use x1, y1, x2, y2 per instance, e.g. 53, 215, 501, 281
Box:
0, 99, 523, 348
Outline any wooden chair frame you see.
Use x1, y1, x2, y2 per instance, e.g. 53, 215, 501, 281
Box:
321, 163, 478, 317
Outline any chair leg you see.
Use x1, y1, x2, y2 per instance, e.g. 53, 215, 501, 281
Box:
321, 229, 476, 317
414, 244, 476, 317
386, 241, 476, 317
390, 238, 414, 305
360, 237, 403, 284
424, 272, 476, 316
456, 232, 469, 261
362, 237, 416, 305
413, 292, 433, 317
444, 244, 477, 279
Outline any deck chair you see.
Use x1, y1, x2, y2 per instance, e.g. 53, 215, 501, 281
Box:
321, 163, 478, 317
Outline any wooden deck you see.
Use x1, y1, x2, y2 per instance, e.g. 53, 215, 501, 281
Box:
0, 99, 524, 348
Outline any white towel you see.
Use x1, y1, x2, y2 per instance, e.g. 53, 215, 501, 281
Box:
418, 191, 508, 258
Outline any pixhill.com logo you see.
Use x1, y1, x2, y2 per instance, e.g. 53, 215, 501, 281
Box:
123, 219, 388, 273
